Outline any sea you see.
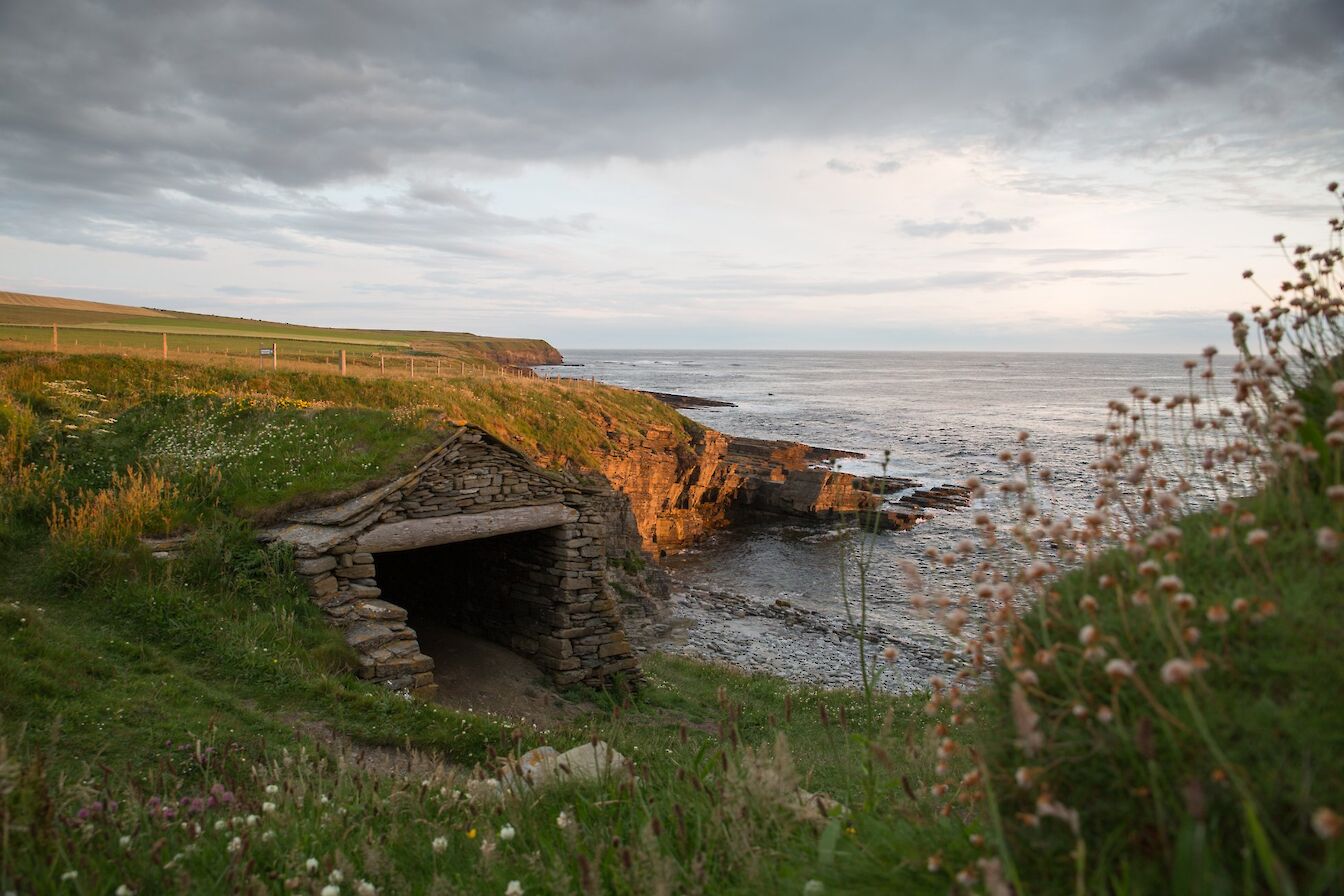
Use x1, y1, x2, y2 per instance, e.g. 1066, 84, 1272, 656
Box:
536, 350, 1228, 658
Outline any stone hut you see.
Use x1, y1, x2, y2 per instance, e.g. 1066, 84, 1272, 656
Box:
260, 426, 638, 700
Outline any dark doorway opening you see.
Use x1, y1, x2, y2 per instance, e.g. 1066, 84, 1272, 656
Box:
371, 527, 558, 691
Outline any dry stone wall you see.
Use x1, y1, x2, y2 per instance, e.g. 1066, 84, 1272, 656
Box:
260, 427, 638, 699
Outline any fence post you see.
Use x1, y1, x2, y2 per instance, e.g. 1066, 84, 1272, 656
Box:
380, 354, 385, 374
410, 357, 415, 379
272, 343, 277, 371
339, 349, 347, 375
162, 333, 168, 360
51, 324, 58, 352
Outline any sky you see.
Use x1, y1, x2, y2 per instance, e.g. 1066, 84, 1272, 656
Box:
1, 1, 1341, 353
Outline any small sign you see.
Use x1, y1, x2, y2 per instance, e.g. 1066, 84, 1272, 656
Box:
259, 347, 274, 357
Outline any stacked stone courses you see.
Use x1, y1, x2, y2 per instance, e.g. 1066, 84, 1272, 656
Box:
261, 427, 638, 700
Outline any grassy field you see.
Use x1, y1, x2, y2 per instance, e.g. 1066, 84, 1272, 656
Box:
0, 290, 562, 375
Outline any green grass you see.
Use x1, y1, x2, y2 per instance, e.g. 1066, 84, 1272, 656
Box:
0, 290, 561, 368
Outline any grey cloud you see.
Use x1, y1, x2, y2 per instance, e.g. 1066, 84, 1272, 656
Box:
898, 215, 1037, 238
0, 0, 1338, 264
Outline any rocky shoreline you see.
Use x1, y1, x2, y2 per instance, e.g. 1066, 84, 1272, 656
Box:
622, 573, 954, 693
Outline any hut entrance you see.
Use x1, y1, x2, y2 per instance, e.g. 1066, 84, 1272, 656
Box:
370, 526, 562, 688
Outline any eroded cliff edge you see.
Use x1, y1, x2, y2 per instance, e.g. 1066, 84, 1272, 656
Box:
593, 423, 968, 555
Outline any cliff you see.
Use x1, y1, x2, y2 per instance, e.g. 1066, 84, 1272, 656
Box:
596, 424, 968, 555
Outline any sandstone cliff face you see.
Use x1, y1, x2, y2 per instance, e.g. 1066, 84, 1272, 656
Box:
595, 424, 967, 555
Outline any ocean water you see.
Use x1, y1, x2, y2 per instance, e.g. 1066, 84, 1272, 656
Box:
538, 350, 1226, 641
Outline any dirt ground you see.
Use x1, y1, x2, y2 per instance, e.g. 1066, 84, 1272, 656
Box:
414, 621, 598, 729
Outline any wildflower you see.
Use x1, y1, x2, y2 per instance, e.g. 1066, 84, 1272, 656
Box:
1328, 485, 1344, 503
356, 882, 377, 896
432, 836, 448, 854
307, 858, 320, 873
246, 814, 259, 826
556, 809, 575, 830
329, 870, 344, 885
322, 886, 340, 896
466, 827, 478, 839
262, 801, 276, 813
226, 836, 242, 854
1206, 605, 1229, 625
1157, 575, 1183, 593
61, 871, 78, 882
1232, 598, 1251, 615
116, 887, 134, 896
1096, 707, 1114, 724
1317, 528, 1339, 556
1173, 592, 1196, 611
119, 835, 132, 849
1183, 626, 1201, 644
1313, 807, 1343, 840
506, 882, 524, 896
1078, 624, 1100, 646
1105, 659, 1135, 680
1014, 767, 1034, 788
499, 823, 516, 842
214, 819, 227, 831
262, 831, 276, 843
803, 881, 825, 896
1160, 659, 1195, 687
265, 784, 279, 795
881, 645, 899, 662
1246, 528, 1270, 547
926, 853, 943, 872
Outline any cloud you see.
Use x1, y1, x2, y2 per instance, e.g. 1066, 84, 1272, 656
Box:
897, 215, 1037, 238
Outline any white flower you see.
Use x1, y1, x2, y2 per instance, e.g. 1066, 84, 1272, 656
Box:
246, 814, 259, 826
214, 819, 227, 831
329, 870, 344, 884
505, 882, 524, 896
499, 823, 516, 842
116, 887, 134, 896
61, 871, 78, 882
356, 882, 377, 896
556, 809, 575, 830
804, 881, 826, 896
226, 836, 243, 854
119, 835, 132, 848
432, 836, 448, 855
262, 831, 276, 843
265, 784, 279, 795
1104, 659, 1134, 680
306, 857, 320, 874
261, 801, 276, 813
321, 886, 340, 896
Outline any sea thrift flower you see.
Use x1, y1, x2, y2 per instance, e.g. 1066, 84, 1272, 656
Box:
1317, 528, 1340, 556
1096, 707, 1114, 724
1105, 659, 1135, 680
1246, 528, 1270, 547
1173, 592, 1197, 611
882, 645, 899, 662
499, 824, 516, 842
307, 858, 320, 873
1158, 575, 1183, 593
1079, 595, 1099, 614
1078, 625, 1100, 646
1160, 659, 1195, 686
1206, 605, 1230, 625
1313, 808, 1343, 840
